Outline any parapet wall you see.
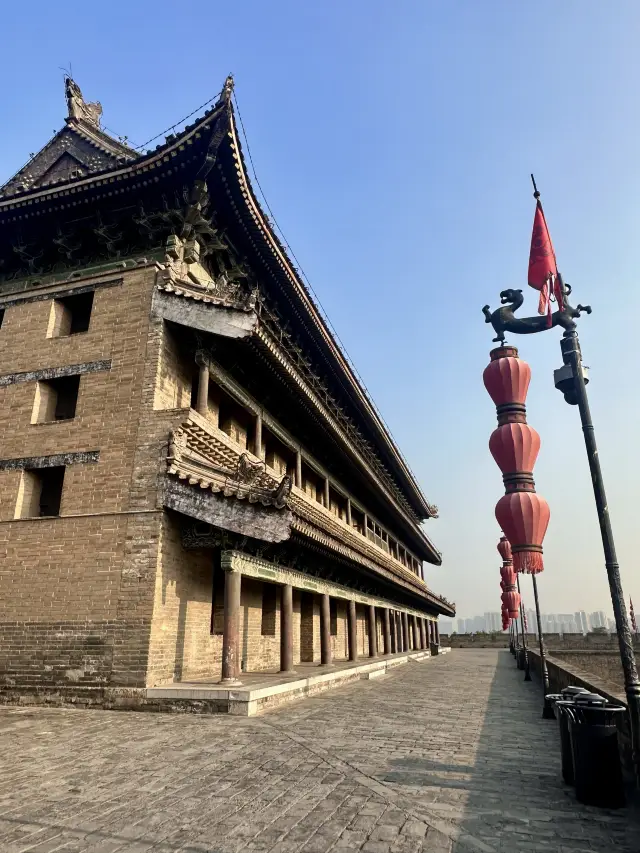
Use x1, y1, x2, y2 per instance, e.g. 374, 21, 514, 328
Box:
441, 633, 640, 650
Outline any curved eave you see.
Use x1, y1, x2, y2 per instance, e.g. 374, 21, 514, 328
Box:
0, 95, 439, 527
0, 103, 227, 214
221, 107, 437, 521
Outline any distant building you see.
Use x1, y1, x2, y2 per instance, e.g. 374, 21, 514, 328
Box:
575, 611, 589, 634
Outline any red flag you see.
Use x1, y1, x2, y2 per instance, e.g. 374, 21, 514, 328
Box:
631, 598, 638, 634
528, 201, 563, 321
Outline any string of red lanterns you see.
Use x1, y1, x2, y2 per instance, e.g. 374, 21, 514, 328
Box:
498, 536, 520, 621
483, 345, 550, 574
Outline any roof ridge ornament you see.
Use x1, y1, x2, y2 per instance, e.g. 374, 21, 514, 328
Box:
221, 74, 234, 104
65, 76, 102, 128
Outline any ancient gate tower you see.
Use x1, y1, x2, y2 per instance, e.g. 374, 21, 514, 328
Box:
0, 78, 453, 708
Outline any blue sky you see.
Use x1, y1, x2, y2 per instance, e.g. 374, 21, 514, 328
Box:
1, 1, 639, 619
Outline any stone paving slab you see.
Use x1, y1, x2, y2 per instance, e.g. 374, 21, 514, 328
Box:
1, 650, 639, 852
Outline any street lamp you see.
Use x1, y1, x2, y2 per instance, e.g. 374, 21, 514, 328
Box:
554, 325, 640, 768
482, 176, 640, 782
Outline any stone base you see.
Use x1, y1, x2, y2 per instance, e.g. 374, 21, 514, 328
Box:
0, 650, 444, 717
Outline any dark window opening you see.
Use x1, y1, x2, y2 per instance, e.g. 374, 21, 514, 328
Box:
39, 467, 65, 516
34, 375, 80, 423
18, 466, 66, 518
0, 309, 5, 329
330, 599, 338, 636
261, 584, 277, 636
51, 291, 94, 337
53, 375, 80, 420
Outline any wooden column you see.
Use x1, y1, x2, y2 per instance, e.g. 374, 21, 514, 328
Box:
196, 361, 209, 416
396, 611, 403, 652
419, 618, 426, 650
295, 450, 302, 488
346, 498, 352, 526
280, 584, 294, 673
382, 608, 391, 655
412, 615, 419, 650
324, 478, 330, 509
347, 600, 358, 661
402, 612, 410, 653
220, 567, 241, 683
389, 611, 396, 653
320, 594, 332, 666
368, 605, 377, 657
254, 413, 263, 459
435, 621, 440, 644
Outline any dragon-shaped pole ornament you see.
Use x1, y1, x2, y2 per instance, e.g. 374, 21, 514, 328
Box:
482, 177, 640, 779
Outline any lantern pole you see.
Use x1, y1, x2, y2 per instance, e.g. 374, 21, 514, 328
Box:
531, 574, 553, 718
557, 326, 640, 779
516, 573, 531, 681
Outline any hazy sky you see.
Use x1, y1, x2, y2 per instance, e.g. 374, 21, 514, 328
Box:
1, 1, 638, 619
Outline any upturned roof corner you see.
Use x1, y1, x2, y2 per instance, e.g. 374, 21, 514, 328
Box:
0, 77, 137, 200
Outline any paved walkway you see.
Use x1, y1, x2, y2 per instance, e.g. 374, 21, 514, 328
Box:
1, 649, 639, 853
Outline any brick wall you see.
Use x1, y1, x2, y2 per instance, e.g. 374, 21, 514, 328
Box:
0, 268, 169, 695
330, 600, 349, 661
546, 650, 625, 690
147, 512, 221, 686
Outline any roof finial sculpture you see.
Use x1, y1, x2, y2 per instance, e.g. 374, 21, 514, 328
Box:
65, 77, 102, 127
221, 74, 234, 103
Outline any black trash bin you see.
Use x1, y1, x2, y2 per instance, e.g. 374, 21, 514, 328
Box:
555, 687, 589, 784
544, 693, 564, 719
569, 693, 627, 808
516, 648, 524, 669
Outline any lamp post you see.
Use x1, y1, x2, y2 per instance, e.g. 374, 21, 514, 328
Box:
481, 175, 640, 782
531, 574, 553, 718
555, 325, 640, 772
516, 573, 531, 681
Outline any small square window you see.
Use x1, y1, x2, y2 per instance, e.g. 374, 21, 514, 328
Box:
32, 375, 80, 423
15, 466, 65, 518
47, 291, 94, 338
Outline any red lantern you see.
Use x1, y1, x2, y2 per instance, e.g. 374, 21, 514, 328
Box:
496, 492, 550, 574
483, 346, 531, 409
489, 423, 540, 474
497, 535, 512, 563
498, 536, 520, 618
485, 346, 550, 574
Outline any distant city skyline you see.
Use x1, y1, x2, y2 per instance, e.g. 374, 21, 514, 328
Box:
440, 608, 618, 635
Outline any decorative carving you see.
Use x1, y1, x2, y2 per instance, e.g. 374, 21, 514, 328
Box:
93, 214, 122, 257
166, 415, 292, 509
273, 474, 292, 509
12, 240, 43, 276
157, 233, 257, 311
234, 452, 267, 487
65, 77, 102, 127
482, 287, 592, 344
53, 226, 81, 263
